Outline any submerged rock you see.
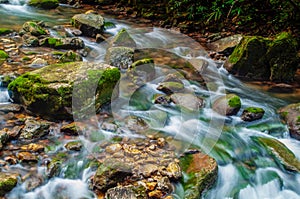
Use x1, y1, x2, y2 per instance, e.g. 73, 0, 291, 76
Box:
170, 93, 204, 112
254, 137, 300, 172
241, 107, 265, 122
8, 62, 120, 120
179, 151, 218, 199
71, 11, 105, 37
225, 32, 299, 82
0, 172, 18, 196
212, 94, 241, 116
278, 102, 300, 140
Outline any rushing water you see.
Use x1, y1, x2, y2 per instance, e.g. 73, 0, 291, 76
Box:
1, 2, 300, 199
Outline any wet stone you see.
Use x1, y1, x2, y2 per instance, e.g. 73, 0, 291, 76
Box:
20, 143, 44, 152
64, 140, 83, 151
19, 119, 51, 140
17, 151, 38, 163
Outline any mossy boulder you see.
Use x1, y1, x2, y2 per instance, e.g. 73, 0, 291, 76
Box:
71, 12, 105, 37
22, 21, 48, 36
254, 137, 300, 172
105, 47, 134, 70
0, 50, 8, 60
278, 102, 300, 140
212, 94, 241, 116
179, 151, 218, 199
27, 0, 59, 9
59, 50, 82, 63
225, 32, 299, 82
40, 37, 85, 50
241, 107, 265, 122
0, 28, 13, 35
8, 62, 120, 120
0, 172, 18, 196
110, 28, 136, 48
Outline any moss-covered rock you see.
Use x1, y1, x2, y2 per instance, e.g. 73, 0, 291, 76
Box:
8, 62, 120, 120
27, 0, 59, 9
19, 119, 51, 140
59, 50, 82, 63
71, 12, 105, 37
179, 151, 218, 199
225, 32, 299, 82
241, 107, 265, 122
92, 159, 133, 192
110, 28, 136, 48
212, 94, 241, 116
0, 50, 8, 60
254, 137, 300, 172
64, 140, 82, 151
278, 102, 300, 140
22, 21, 48, 36
0, 172, 18, 196
40, 37, 85, 50
0, 28, 13, 35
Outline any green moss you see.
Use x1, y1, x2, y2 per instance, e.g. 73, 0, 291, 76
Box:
244, 107, 265, 114
27, 21, 47, 35
256, 137, 300, 172
104, 21, 116, 29
297, 116, 300, 123
0, 28, 13, 35
0, 50, 8, 60
0, 173, 18, 196
131, 58, 154, 68
28, 0, 59, 9
52, 51, 64, 56
22, 56, 31, 61
227, 94, 241, 108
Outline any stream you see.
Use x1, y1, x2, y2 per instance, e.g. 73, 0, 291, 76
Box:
1, 2, 300, 199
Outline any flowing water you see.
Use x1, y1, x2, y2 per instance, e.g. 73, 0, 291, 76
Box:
1, 2, 300, 199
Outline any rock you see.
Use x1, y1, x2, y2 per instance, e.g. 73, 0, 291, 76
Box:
17, 151, 38, 163
0, 74, 16, 87
59, 50, 82, 63
0, 104, 21, 113
64, 140, 82, 151
0, 28, 13, 35
268, 83, 295, 93
241, 107, 265, 121
166, 162, 182, 179
60, 122, 79, 136
212, 94, 241, 116
157, 82, 184, 95
110, 28, 136, 48
8, 62, 120, 120
71, 12, 105, 37
225, 32, 299, 82
40, 37, 85, 50
96, 34, 106, 43
101, 122, 118, 132
170, 93, 204, 112
20, 143, 44, 152
22, 21, 48, 36
254, 137, 300, 172
105, 185, 147, 199
30, 58, 48, 68
105, 143, 122, 154
179, 151, 218, 199
46, 157, 62, 178
19, 119, 51, 140
0, 129, 8, 150
105, 47, 134, 70
125, 116, 149, 132
0, 172, 18, 196
207, 34, 243, 54
92, 159, 133, 192
278, 103, 300, 140
130, 58, 155, 82
153, 94, 170, 105
22, 34, 39, 47
0, 50, 9, 60
27, 0, 59, 9
7, 126, 22, 138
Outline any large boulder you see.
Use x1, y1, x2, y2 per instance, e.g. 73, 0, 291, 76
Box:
8, 62, 120, 120
225, 32, 299, 82
27, 0, 59, 9
179, 151, 218, 199
278, 102, 300, 140
71, 11, 105, 37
